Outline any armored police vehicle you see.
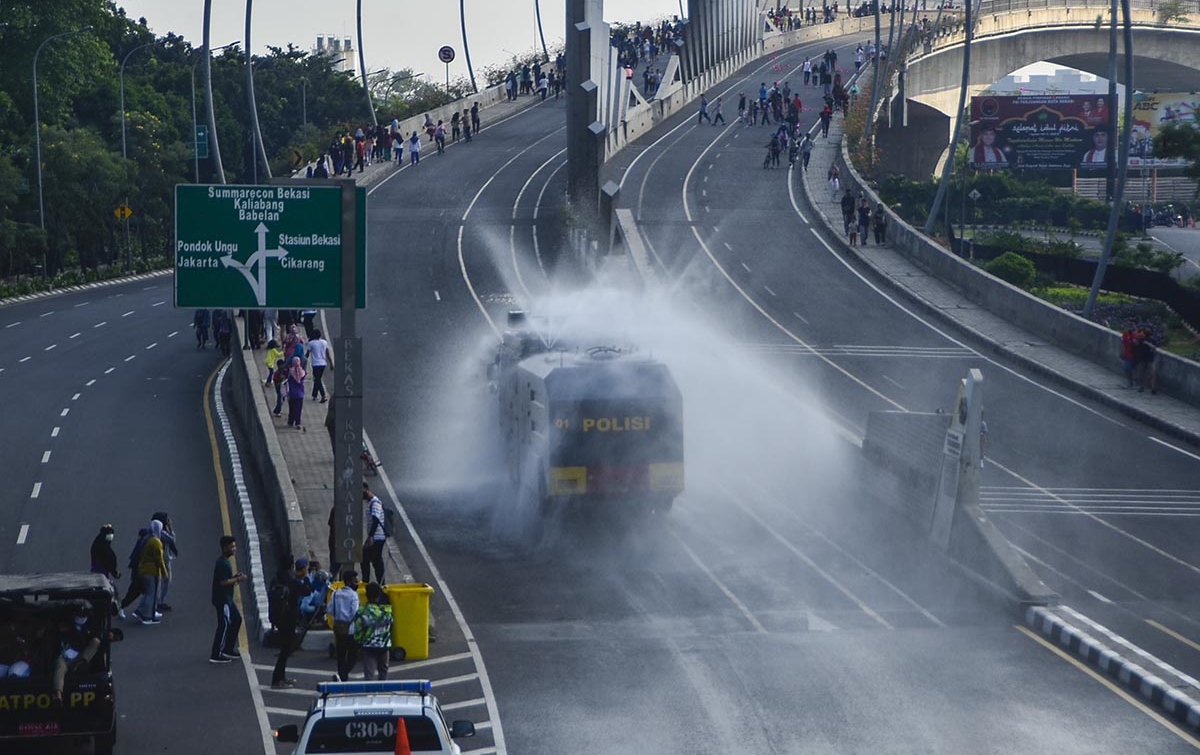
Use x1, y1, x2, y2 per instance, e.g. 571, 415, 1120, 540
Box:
490, 311, 685, 515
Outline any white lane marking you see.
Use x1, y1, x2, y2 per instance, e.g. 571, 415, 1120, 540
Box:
51, 427, 60, 437
74, 301, 89, 308
146, 342, 158, 350
786, 165, 810, 223
5, 322, 19, 328
363, 431, 508, 755
41, 451, 51, 463
882, 374, 904, 389
1088, 590, 1113, 603
740, 262, 752, 272
672, 528, 768, 634
264, 707, 304, 717
636, 125, 699, 221
124, 355, 136, 362
18, 356, 30, 363
104, 367, 115, 374
168, 331, 178, 338
1149, 437, 1200, 463
434, 290, 441, 302
39, 311, 55, 317
44, 344, 56, 351
723, 242, 733, 251
793, 312, 809, 324
730, 494, 892, 629
71, 393, 80, 401
1059, 604, 1200, 694
152, 301, 165, 307
509, 146, 567, 300
30, 483, 41, 499
431, 673, 479, 688
86, 379, 96, 386
457, 126, 566, 340
94, 321, 106, 328
702, 189, 708, 197
704, 175, 710, 182
60, 408, 69, 417
531, 159, 567, 279
69, 332, 80, 339
16, 525, 29, 545
142, 285, 157, 290
764, 285, 777, 297
121, 310, 134, 317
442, 697, 488, 712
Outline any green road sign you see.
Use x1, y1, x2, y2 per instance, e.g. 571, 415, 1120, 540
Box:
195, 125, 209, 159
174, 184, 366, 308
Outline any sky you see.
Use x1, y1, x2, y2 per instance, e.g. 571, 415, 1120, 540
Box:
116, 0, 683, 88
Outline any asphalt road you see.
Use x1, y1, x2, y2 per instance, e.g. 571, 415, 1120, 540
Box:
0, 281, 266, 753
350, 32, 1200, 755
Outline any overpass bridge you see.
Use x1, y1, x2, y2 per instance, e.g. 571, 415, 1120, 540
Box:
883, 0, 1200, 177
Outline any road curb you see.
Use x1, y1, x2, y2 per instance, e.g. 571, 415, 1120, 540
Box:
1025, 606, 1200, 732
0, 268, 173, 309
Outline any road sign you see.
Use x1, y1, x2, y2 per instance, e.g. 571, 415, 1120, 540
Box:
968, 189, 982, 201
195, 125, 209, 159
174, 184, 367, 309
438, 45, 455, 64
114, 204, 133, 221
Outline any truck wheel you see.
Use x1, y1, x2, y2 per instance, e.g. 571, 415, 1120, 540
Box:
95, 725, 116, 755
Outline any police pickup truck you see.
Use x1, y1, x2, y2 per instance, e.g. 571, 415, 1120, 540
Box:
275, 680, 477, 754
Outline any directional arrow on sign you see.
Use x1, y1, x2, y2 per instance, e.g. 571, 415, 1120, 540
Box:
220, 222, 288, 306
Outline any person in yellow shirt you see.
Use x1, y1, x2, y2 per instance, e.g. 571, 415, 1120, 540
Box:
265, 339, 286, 416
134, 519, 168, 625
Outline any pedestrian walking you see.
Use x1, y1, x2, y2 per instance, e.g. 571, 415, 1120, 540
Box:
408, 132, 421, 166
841, 190, 856, 234
1120, 322, 1137, 388
192, 309, 210, 349
537, 74, 549, 101
1136, 328, 1158, 394
154, 512, 178, 611
872, 203, 888, 244
134, 519, 167, 626
451, 111, 461, 142
286, 356, 306, 429
856, 196, 872, 244
471, 102, 480, 132
819, 104, 833, 137
828, 164, 841, 200
330, 571, 361, 681
801, 134, 813, 170
435, 121, 446, 154
214, 309, 232, 357
361, 484, 387, 584
712, 96, 725, 125
351, 582, 394, 680
118, 526, 148, 615
697, 93, 712, 125
269, 555, 310, 689
90, 524, 123, 617
210, 535, 247, 664
308, 329, 330, 403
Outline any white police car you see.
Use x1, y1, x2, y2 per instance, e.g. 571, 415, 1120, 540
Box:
274, 680, 476, 754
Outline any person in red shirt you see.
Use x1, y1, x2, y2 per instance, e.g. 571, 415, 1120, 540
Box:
1120, 322, 1137, 388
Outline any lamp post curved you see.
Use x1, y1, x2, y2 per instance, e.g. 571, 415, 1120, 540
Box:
119, 41, 154, 160
191, 42, 236, 183
202, 0, 227, 184
245, 0, 271, 181
357, 0, 377, 125
534, 0, 549, 62
460, 0, 478, 93
33, 26, 92, 234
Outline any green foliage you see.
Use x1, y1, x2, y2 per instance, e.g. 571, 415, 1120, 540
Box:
1154, 121, 1200, 189
985, 252, 1036, 288
1114, 239, 1186, 274
1158, 0, 1192, 23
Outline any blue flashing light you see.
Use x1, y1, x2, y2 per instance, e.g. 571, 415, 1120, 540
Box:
317, 680, 432, 697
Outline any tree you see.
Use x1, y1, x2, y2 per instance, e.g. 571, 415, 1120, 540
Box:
1157, 0, 1191, 24
1154, 121, 1200, 186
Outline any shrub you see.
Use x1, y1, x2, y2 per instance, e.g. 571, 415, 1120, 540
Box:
986, 252, 1036, 288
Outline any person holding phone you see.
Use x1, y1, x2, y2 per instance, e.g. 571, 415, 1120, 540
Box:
210, 535, 247, 664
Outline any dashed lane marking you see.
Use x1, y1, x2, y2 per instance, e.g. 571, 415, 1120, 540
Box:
5, 322, 19, 328
793, 312, 809, 324
168, 331, 178, 338
1088, 590, 1113, 603
39, 311, 54, 317
723, 242, 733, 251
741, 262, 751, 272
41, 451, 50, 463
435, 290, 442, 302
124, 355, 136, 362
764, 285, 777, 297
50, 427, 59, 437
85, 379, 95, 386
18, 356, 30, 363
152, 301, 165, 307
1149, 437, 1200, 463
30, 483, 41, 499
264, 707, 304, 717
73, 302, 89, 308
70, 332, 80, 339
60, 408, 69, 417
442, 698, 488, 712
94, 321, 106, 328
44, 344, 56, 351
16, 525, 29, 545
882, 374, 904, 389
104, 367, 114, 374
432, 673, 480, 688
146, 342, 157, 350
121, 310, 134, 317
72, 393, 80, 401
1147, 619, 1200, 656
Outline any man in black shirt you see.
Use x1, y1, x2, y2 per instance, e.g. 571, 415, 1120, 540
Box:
210, 535, 247, 664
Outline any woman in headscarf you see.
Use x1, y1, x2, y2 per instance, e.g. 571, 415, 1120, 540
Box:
282, 324, 300, 363
135, 519, 167, 625
286, 356, 307, 429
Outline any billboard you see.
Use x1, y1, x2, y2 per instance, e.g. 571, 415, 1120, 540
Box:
970, 95, 1109, 170
1128, 92, 1197, 167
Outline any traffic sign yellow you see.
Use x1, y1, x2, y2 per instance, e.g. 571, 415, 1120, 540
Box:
114, 204, 133, 221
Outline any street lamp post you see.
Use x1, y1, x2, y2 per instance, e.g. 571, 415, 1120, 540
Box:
120, 41, 155, 160
34, 26, 92, 235
362, 68, 386, 123
191, 42, 236, 183
357, 0, 377, 125
382, 72, 423, 108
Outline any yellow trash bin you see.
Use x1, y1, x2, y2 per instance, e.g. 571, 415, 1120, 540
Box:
384, 583, 434, 661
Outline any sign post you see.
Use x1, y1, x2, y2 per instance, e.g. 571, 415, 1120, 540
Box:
333, 180, 363, 573
195, 124, 209, 159
438, 45, 456, 92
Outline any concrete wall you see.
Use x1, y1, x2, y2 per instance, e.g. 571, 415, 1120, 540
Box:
862, 410, 950, 525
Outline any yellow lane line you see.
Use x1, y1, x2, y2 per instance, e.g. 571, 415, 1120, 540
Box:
1148, 620, 1200, 655
202, 362, 250, 654
1015, 625, 1200, 749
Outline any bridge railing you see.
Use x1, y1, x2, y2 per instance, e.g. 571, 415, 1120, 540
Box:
976, 0, 1198, 13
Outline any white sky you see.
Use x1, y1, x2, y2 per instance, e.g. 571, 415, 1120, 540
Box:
116, 1, 683, 87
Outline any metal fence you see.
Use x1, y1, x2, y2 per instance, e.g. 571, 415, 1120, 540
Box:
974, 0, 1199, 13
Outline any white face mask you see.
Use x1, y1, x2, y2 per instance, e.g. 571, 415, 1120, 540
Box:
105, 534, 114, 543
